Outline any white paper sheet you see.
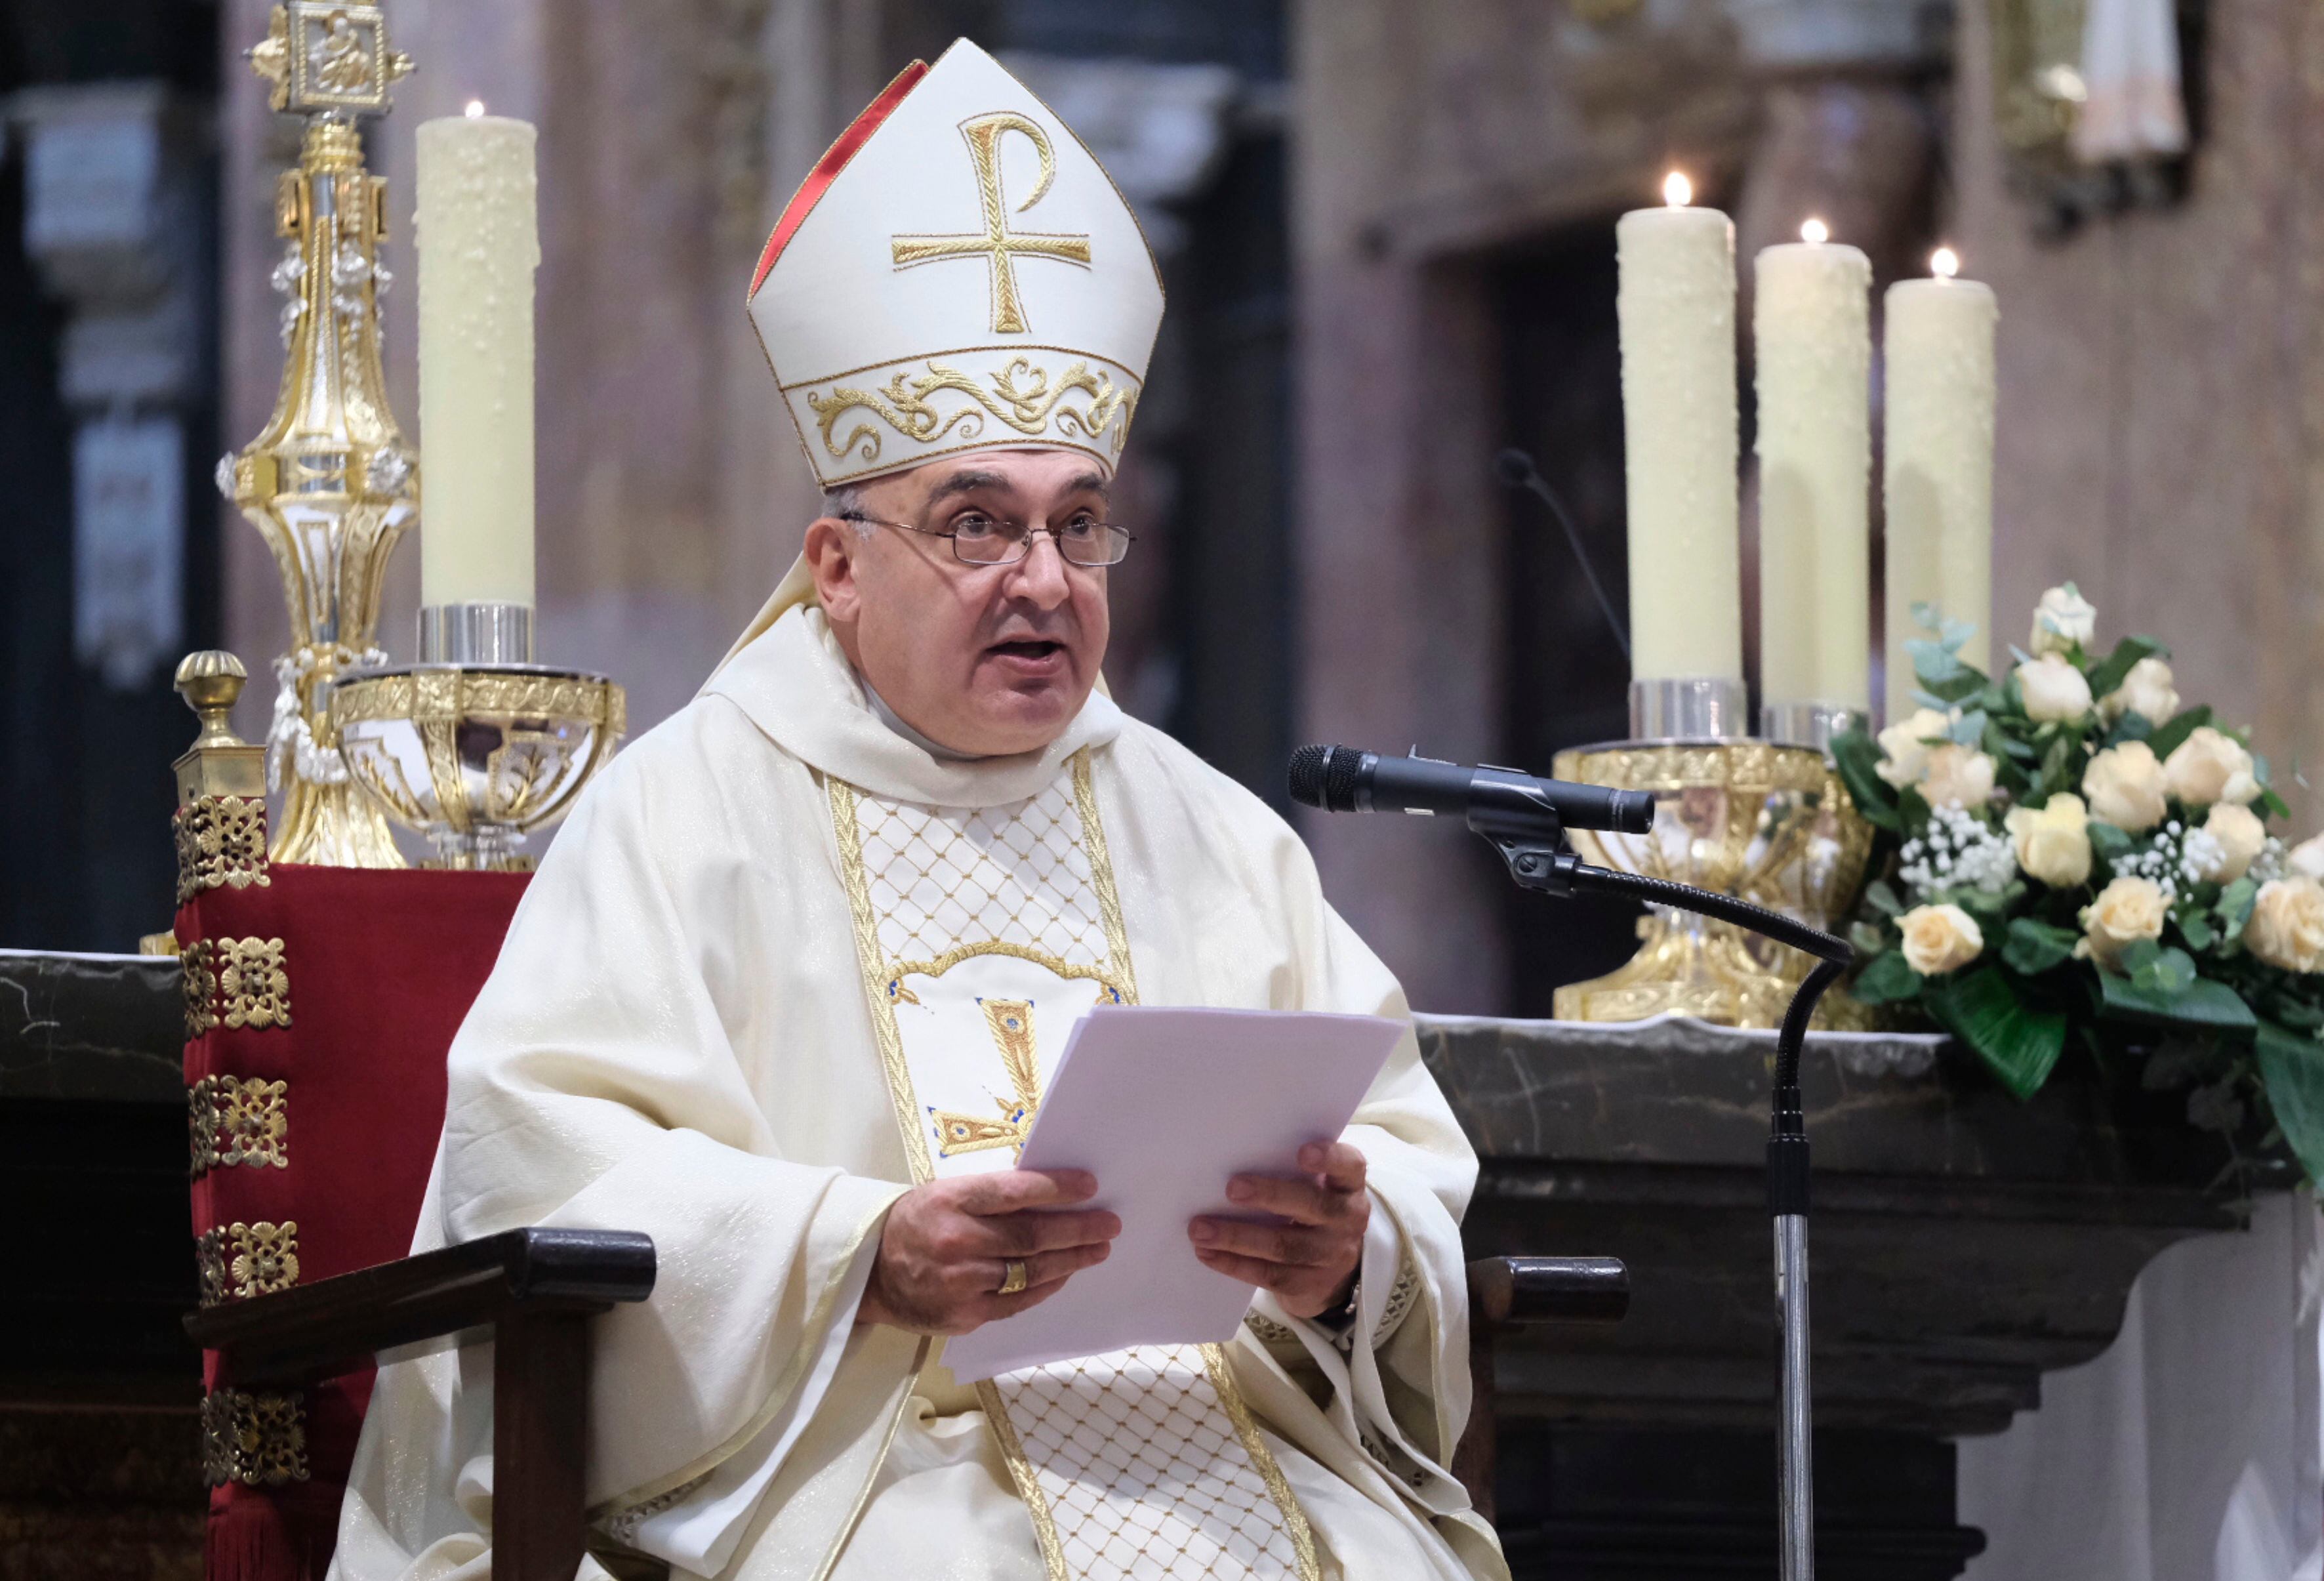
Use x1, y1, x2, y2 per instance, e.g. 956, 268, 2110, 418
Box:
940, 1005, 1404, 1380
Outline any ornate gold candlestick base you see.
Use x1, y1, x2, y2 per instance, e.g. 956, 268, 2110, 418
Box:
1550, 739, 1875, 1030
331, 665, 625, 871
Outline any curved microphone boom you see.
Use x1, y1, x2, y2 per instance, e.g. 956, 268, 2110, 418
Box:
1288, 744, 1656, 838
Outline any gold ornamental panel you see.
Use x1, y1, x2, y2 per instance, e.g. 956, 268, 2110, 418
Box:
215, 937, 293, 1030
190, 1075, 290, 1176
181, 940, 218, 1040
201, 1388, 309, 1487
173, 797, 271, 905
197, 1220, 300, 1305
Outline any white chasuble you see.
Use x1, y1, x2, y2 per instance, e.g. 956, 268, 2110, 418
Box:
828, 760, 1320, 1581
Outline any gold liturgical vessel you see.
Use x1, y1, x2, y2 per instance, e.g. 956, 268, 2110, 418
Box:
1552, 683, 1875, 1029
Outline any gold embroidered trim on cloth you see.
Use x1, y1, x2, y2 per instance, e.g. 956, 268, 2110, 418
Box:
214, 937, 292, 1029
197, 1220, 300, 1305
181, 939, 218, 1039
807, 358, 1135, 467
826, 750, 1320, 1581
190, 1075, 289, 1175
174, 796, 270, 904
201, 1387, 309, 1486
931, 998, 1046, 1157
1374, 1253, 1423, 1348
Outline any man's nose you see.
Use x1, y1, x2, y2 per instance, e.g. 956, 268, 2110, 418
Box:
1006, 532, 1074, 607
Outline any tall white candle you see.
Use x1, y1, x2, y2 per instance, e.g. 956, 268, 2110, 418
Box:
1616, 175, 1742, 683
1754, 221, 1871, 712
415, 108, 539, 609
1883, 249, 1997, 722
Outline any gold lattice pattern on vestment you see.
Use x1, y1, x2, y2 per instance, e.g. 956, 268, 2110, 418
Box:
190, 1075, 289, 1175
201, 1387, 310, 1486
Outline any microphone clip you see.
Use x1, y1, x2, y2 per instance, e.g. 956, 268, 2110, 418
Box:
1490, 832, 1586, 897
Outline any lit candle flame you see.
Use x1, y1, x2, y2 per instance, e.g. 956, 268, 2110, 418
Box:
464, 99, 487, 118
1801, 218, 1829, 245
1663, 171, 1692, 208
1931, 246, 1961, 279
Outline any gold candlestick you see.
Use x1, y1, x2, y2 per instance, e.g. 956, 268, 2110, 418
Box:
218, 3, 417, 866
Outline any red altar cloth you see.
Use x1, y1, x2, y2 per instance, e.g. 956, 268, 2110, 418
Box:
181, 863, 530, 1581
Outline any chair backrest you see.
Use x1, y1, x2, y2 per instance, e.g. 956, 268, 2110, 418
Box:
182, 853, 529, 1581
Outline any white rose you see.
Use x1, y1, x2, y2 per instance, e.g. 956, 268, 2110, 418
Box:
2030, 584, 2098, 656
2286, 833, 2324, 882
1899, 903, 1983, 976
2016, 653, 2094, 723
2004, 792, 2092, 888
2163, 726, 2261, 807
1923, 745, 1997, 810
2082, 741, 2168, 832
2197, 802, 2267, 884
2246, 878, 2324, 974
2098, 656, 2180, 726
2077, 874, 2169, 969
1876, 707, 1953, 790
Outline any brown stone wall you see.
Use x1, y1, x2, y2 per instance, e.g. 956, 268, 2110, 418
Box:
1955, 0, 2324, 829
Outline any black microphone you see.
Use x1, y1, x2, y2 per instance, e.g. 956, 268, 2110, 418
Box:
1287, 745, 1656, 837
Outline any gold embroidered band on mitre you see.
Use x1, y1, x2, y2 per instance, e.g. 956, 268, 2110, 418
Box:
785, 348, 1140, 487
828, 752, 1319, 1581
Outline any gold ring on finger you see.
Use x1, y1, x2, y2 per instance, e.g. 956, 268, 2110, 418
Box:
997, 1258, 1029, 1296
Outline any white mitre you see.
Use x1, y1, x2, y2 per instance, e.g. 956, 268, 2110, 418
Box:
719, 38, 1165, 674
748, 39, 1164, 488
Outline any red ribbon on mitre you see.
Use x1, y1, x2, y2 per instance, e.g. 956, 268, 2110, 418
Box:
748, 60, 930, 300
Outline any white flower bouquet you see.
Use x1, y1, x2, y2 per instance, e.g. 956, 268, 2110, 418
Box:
1837, 587, 2324, 1186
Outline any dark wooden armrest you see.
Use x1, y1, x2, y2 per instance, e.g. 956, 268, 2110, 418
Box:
184, 1226, 656, 1387
1466, 1254, 1629, 1328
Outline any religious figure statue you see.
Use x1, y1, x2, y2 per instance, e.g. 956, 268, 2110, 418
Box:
310, 13, 373, 95
332, 41, 1502, 1581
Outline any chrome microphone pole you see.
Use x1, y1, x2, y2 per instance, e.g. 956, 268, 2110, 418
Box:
1478, 824, 1846, 1581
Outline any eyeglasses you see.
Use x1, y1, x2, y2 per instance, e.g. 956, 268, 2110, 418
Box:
840, 510, 1135, 568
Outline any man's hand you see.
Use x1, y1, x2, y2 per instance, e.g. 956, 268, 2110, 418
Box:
1189, 1142, 1368, 1320
859, 1169, 1120, 1336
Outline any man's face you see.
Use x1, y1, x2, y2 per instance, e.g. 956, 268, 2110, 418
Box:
805, 449, 1114, 757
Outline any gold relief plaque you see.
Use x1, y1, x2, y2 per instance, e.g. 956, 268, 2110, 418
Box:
173, 796, 271, 905
251, 3, 413, 117
216, 938, 293, 1030
190, 1075, 290, 1176
180, 940, 219, 1040
201, 1388, 310, 1487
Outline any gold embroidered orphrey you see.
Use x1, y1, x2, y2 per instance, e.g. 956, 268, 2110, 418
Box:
826, 751, 1322, 1581
892, 111, 1092, 336
931, 997, 1046, 1157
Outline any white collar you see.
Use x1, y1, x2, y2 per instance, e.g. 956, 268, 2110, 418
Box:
701, 605, 1121, 807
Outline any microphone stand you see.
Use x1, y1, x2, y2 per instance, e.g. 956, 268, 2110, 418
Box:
1477, 810, 1850, 1581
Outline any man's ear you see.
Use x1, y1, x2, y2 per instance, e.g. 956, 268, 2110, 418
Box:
803, 516, 863, 626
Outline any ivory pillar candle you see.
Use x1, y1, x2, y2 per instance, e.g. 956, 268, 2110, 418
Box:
1754, 224, 1871, 712
1616, 177, 1743, 683
415, 109, 539, 609
1883, 253, 1997, 723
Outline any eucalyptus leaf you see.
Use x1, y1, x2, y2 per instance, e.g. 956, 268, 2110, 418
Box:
2001, 916, 2080, 975
1850, 920, 1889, 956
2085, 634, 2166, 702
1863, 878, 1904, 917
2255, 1020, 2324, 1187
2117, 937, 2165, 978
2179, 912, 2217, 952
1924, 968, 2068, 1099
1909, 638, 1965, 687
2146, 706, 2212, 764
2131, 945, 2198, 996
1951, 710, 1988, 747
2104, 712, 2155, 748
1940, 617, 1980, 650
2217, 876, 2258, 935
1911, 601, 1944, 633
1850, 950, 1924, 1004
2088, 821, 2135, 861
2096, 967, 2257, 1032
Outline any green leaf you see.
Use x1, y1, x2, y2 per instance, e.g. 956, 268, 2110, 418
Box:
2104, 711, 2154, 749
1862, 878, 1904, 917
1911, 600, 1944, 633
2131, 945, 2199, 996
2088, 821, 2135, 861
2179, 912, 2217, 953
2038, 733, 2077, 798
2096, 966, 2257, 1032
2085, 634, 2166, 702
1940, 616, 1980, 650
2146, 705, 2212, 764
1850, 920, 1889, 956
2256, 1019, 2324, 1187
2001, 916, 2081, 975
2217, 876, 2258, 936
2261, 786, 2293, 821
1850, 950, 1924, 1004
1830, 728, 1901, 833
2117, 937, 2165, 979
1925, 968, 2068, 1099
1951, 709, 1989, 747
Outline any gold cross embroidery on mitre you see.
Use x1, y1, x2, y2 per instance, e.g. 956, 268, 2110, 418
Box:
930, 997, 1046, 1157
891, 112, 1092, 337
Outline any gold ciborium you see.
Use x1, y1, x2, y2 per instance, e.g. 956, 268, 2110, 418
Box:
330, 665, 624, 871
1551, 734, 1874, 1029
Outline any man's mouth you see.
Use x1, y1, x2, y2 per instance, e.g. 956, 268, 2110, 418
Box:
988, 639, 1065, 663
